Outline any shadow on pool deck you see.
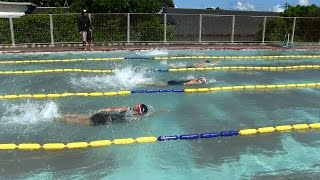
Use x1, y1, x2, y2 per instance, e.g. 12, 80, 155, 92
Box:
0, 44, 319, 54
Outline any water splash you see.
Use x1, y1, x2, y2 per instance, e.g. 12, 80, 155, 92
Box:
135, 49, 169, 57
70, 66, 154, 90
185, 75, 217, 84
167, 62, 188, 68
1, 101, 60, 125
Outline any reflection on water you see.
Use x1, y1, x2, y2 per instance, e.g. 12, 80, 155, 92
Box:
1, 50, 320, 179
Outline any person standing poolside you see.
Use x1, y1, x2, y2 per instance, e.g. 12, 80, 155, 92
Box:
61, 104, 149, 125
78, 9, 92, 51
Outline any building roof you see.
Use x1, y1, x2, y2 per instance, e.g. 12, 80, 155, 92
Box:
0, 11, 25, 18
0, 1, 36, 17
0, 1, 36, 6
163, 7, 280, 16
31, 7, 69, 14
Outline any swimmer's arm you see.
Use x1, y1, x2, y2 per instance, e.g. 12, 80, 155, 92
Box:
192, 63, 203, 67
99, 107, 129, 112
183, 79, 197, 85
143, 82, 168, 87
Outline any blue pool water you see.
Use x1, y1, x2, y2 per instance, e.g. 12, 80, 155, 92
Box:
1, 49, 320, 179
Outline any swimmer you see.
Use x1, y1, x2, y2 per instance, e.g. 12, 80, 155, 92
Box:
169, 60, 221, 68
61, 103, 149, 125
143, 77, 207, 87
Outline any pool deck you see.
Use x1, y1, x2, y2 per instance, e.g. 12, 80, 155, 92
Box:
0, 44, 319, 54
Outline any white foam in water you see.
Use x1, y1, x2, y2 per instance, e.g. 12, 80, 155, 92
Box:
70, 66, 154, 90
160, 61, 168, 66
185, 75, 216, 84
1, 101, 60, 125
135, 49, 168, 56
167, 62, 188, 68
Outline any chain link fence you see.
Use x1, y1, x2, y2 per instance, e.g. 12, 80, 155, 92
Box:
0, 18, 11, 45
0, 13, 319, 46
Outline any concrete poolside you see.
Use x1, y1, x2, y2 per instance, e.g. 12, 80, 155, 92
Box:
0, 43, 319, 54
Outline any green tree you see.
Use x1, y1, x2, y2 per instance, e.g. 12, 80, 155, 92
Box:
69, 0, 174, 13
257, 4, 320, 42
0, 19, 11, 44
2, 0, 175, 44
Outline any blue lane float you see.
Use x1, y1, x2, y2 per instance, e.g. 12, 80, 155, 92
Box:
131, 90, 146, 93
172, 89, 184, 92
157, 130, 240, 142
132, 89, 183, 93
220, 130, 239, 137
159, 89, 172, 92
146, 89, 159, 93
180, 134, 199, 140
157, 135, 179, 141
200, 132, 220, 138
155, 69, 169, 72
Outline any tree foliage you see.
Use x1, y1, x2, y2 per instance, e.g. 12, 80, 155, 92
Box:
1, 0, 175, 44
257, 4, 320, 42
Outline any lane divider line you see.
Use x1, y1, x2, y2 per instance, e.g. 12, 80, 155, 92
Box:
2, 65, 320, 75
1, 123, 319, 151
0, 82, 319, 99
0, 55, 319, 64
154, 55, 320, 60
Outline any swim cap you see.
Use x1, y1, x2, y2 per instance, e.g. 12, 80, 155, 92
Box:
205, 60, 210, 63
199, 77, 206, 83
140, 104, 148, 114
136, 104, 148, 114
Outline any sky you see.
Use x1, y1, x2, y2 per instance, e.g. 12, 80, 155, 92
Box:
173, 0, 320, 12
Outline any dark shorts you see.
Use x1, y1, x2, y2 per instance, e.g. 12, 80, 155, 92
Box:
167, 80, 186, 86
90, 111, 126, 125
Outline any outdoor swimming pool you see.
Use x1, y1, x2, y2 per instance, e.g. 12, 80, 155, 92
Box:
1, 49, 320, 179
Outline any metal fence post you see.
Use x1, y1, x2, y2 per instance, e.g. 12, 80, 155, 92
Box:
199, 14, 202, 42
262, 16, 267, 44
9, 16, 15, 46
127, 13, 130, 43
291, 17, 296, 45
164, 13, 167, 43
49, 14, 54, 46
231, 15, 235, 43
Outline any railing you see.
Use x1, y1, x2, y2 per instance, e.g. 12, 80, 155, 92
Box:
0, 13, 319, 46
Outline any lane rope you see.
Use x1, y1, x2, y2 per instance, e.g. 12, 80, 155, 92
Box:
0, 82, 319, 100
154, 55, 320, 60
0, 122, 319, 151
0, 57, 124, 64
0, 55, 319, 64
1, 65, 320, 75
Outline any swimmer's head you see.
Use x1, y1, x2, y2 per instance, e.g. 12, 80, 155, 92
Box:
205, 60, 210, 63
198, 77, 206, 83
134, 103, 148, 115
